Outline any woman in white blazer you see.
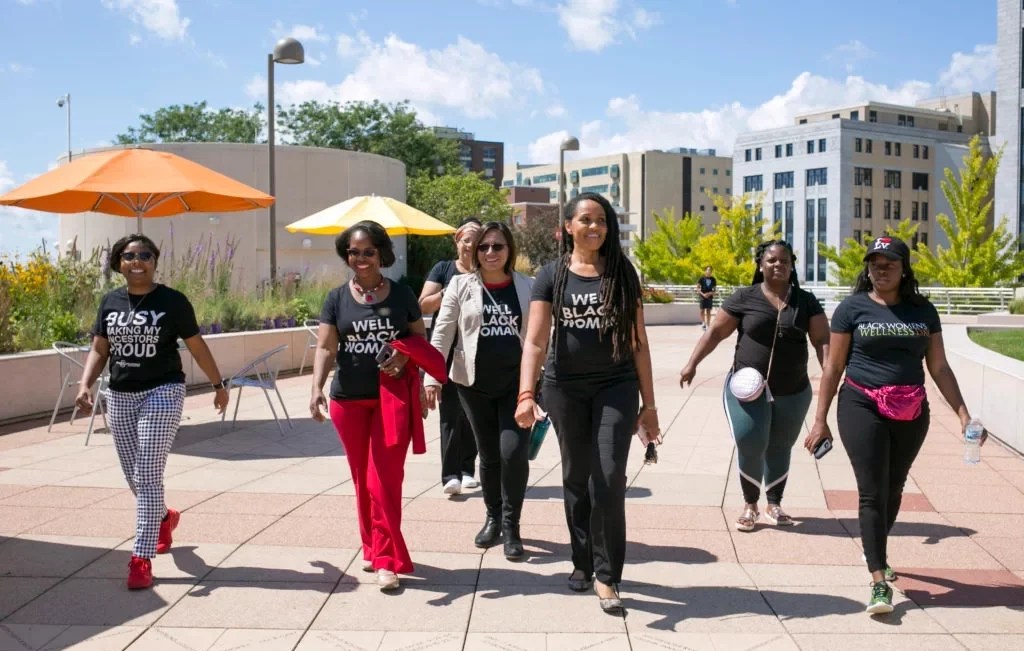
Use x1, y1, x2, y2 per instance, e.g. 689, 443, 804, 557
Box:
425, 221, 533, 560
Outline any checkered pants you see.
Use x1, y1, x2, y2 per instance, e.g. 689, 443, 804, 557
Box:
104, 382, 186, 558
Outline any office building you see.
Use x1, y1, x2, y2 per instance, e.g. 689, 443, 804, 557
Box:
996, 0, 1023, 241
431, 126, 504, 187
733, 95, 992, 283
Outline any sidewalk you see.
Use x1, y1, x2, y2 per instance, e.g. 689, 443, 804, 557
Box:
0, 324, 1022, 650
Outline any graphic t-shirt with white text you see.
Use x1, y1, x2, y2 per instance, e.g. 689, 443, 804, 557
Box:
92, 285, 199, 392
532, 262, 637, 384
831, 292, 941, 389
474, 280, 523, 395
320, 281, 422, 400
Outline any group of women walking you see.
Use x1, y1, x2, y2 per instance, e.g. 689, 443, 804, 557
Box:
76, 193, 983, 617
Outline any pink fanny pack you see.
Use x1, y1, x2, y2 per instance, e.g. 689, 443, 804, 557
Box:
845, 378, 926, 421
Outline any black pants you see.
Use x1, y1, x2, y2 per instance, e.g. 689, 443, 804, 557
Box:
544, 377, 638, 586
440, 380, 476, 483
457, 383, 530, 525
837, 384, 929, 574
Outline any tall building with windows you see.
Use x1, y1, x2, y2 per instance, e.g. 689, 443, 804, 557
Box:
996, 0, 1023, 241
733, 95, 992, 283
430, 126, 504, 187
501, 148, 732, 248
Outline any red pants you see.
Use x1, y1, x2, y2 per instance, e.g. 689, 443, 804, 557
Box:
330, 398, 413, 574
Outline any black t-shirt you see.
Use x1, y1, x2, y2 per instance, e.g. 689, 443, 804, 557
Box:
722, 285, 825, 396
425, 259, 465, 350
474, 280, 523, 395
92, 285, 199, 392
831, 292, 941, 389
532, 262, 637, 384
320, 281, 422, 400
698, 276, 717, 295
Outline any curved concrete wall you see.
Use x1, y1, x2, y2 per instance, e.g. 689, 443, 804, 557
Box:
57, 143, 408, 287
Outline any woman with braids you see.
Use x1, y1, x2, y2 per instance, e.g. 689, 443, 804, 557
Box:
515, 192, 660, 613
804, 236, 981, 615
679, 240, 829, 533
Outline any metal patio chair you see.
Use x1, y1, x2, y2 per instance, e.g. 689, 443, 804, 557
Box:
298, 319, 320, 375
221, 344, 293, 435
48, 341, 109, 445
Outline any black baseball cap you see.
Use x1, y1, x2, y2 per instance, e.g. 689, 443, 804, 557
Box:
863, 236, 910, 262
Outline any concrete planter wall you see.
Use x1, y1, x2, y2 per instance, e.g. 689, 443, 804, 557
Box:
0, 327, 316, 425
642, 302, 701, 326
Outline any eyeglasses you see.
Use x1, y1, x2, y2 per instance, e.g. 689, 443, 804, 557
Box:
120, 251, 154, 262
346, 248, 378, 259
478, 243, 507, 253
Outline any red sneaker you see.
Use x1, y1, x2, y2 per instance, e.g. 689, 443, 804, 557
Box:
156, 508, 180, 554
127, 556, 153, 590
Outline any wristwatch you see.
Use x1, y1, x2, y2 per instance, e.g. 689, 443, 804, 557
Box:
212, 380, 226, 390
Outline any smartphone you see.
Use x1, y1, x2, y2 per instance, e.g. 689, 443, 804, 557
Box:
813, 437, 833, 460
374, 343, 395, 366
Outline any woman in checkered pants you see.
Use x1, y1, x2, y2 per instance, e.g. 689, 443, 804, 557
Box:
76, 234, 229, 590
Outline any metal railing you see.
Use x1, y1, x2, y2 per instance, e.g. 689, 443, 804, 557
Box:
649, 284, 1016, 315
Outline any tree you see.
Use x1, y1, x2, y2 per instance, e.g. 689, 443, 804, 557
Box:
913, 135, 1024, 286
115, 101, 263, 144
514, 207, 561, 272
633, 208, 703, 283
817, 220, 920, 286
689, 192, 774, 285
277, 100, 460, 178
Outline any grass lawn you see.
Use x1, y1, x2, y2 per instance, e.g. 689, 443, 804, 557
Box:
968, 329, 1024, 362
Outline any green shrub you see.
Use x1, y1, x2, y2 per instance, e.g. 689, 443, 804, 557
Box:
1010, 298, 1024, 315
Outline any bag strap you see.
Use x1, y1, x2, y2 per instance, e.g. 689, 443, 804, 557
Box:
763, 286, 791, 384
480, 274, 525, 347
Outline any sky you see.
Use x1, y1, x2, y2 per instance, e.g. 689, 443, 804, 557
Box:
0, 0, 998, 255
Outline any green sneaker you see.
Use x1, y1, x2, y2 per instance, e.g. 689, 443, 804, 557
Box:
883, 565, 897, 582
866, 581, 894, 615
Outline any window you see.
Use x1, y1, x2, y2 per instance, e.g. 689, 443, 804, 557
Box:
884, 199, 891, 219
912, 172, 929, 191
851, 110, 860, 121
832, 113, 841, 119
866, 139, 873, 154
855, 138, 863, 153
923, 145, 929, 160
885, 141, 892, 155
884, 170, 902, 189
817, 199, 827, 279
922, 202, 929, 221
775, 144, 783, 158
854, 167, 872, 186
699, 186, 705, 193
894, 200, 901, 220
869, 110, 878, 122
898, 114, 908, 127
806, 167, 827, 186
912, 201, 919, 221
854, 229, 862, 242
807, 140, 815, 154
699, 205, 705, 211
819, 138, 826, 152
773, 171, 794, 189
806, 200, 816, 280
581, 165, 609, 177
913, 144, 920, 158
713, 169, 719, 175
908, 116, 915, 127
895, 142, 902, 156
799, 118, 808, 124
713, 187, 719, 194
854, 197, 862, 219
774, 201, 783, 225
784, 201, 794, 243
581, 184, 609, 194
865, 198, 873, 219
532, 173, 557, 184
920, 232, 928, 246
699, 167, 706, 174
755, 147, 762, 160
745, 149, 751, 162
786, 143, 793, 157
726, 169, 731, 176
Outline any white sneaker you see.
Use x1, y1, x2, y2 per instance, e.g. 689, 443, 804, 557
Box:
377, 569, 400, 591
461, 474, 480, 489
443, 478, 462, 495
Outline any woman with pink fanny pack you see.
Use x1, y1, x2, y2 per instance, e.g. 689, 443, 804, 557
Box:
804, 236, 982, 616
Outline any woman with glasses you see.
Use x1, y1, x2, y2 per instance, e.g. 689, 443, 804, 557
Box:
310, 220, 440, 592
424, 222, 534, 559
418, 218, 483, 496
680, 240, 829, 532
75, 234, 229, 590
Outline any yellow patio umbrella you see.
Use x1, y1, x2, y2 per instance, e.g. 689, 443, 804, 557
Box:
285, 195, 455, 236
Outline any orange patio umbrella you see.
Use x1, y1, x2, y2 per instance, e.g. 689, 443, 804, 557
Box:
0, 147, 275, 232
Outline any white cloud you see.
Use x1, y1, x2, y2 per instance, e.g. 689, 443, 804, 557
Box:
546, 103, 567, 118
248, 33, 546, 121
101, 0, 189, 41
827, 39, 875, 73
556, 0, 659, 52
4, 63, 31, 73
129, 33, 142, 46
336, 31, 372, 59
272, 21, 329, 43
938, 44, 997, 94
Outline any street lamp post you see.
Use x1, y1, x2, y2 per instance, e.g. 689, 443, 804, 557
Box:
267, 37, 304, 284
56, 94, 71, 163
557, 135, 579, 221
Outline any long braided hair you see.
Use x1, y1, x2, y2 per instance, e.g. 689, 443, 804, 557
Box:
750, 239, 800, 288
551, 192, 642, 361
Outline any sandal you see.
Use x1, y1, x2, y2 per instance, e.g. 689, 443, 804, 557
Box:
735, 505, 759, 532
764, 504, 794, 526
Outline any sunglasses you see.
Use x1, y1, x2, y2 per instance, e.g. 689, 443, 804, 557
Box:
346, 248, 378, 259
478, 243, 507, 253
120, 251, 155, 262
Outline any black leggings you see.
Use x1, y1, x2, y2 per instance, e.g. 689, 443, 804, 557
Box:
457, 384, 530, 524
439, 380, 476, 483
837, 384, 929, 574
543, 377, 638, 586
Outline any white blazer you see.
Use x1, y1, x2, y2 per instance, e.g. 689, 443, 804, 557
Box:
425, 271, 533, 388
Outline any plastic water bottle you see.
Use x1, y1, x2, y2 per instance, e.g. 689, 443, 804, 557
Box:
964, 418, 984, 465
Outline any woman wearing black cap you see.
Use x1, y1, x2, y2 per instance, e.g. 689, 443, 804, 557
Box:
805, 236, 982, 616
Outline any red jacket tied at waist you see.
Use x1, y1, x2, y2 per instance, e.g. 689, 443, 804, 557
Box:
378, 336, 448, 455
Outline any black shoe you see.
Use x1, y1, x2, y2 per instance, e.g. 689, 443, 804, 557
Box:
474, 516, 502, 548
503, 522, 523, 560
